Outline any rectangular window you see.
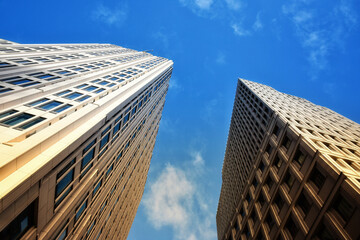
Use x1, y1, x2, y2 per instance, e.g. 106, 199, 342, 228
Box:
113, 122, 120, 135
123, 113, 130, 125
332, 194, 355, 223
84, 86, 98, 92
83, 139, 96, 154
106, 164, 113, 178
293, 149, 306, 166
282, 135, 291, 150
100, 133, 109, 150
0, 201, 35, 240
75, 84, 89, 89
94, 88, 105, 94
284, 171, 295, 190
0, 109, 18, 119
53, 104, 72, 113
0, 88, 13, 94
81, 148, 95, 170
10, 78, 32, 85
18, 117, 45, 129
64, 92, 82, 100
28, 98, 49, 106
75, 199, 88, 223
98, 81, 109, 85
93, 180, 102, 196
1, 113, 34, 126
55, 90, 71, 96
55, 168, 74, 198
297, 192, 311, 216
273, 155, 282, 169
309, 167, 325, 190
39, 101, 62, 110
76, 95, 90, 102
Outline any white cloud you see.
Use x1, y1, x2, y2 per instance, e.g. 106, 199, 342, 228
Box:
169, 77, 182, 91
282, 0, 358, 76
253, 12, 263, 31
143, 157, 216, 240
179, 0, 213, 11
143, 165, 194, 230
195, 0, 213, 9
231, 22, 250, 36
225, 0, 242, 10
191, 151, 204, 167
92, 4, 127, 26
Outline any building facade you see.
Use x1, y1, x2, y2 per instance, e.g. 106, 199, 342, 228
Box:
217, 79, 360, 240
0, 40, 173, 240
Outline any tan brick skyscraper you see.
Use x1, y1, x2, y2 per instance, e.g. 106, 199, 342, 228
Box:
0, 39, 173, 240
217, 79, 360, 240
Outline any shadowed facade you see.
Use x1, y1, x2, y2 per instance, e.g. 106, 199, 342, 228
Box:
217, 79, 360, 240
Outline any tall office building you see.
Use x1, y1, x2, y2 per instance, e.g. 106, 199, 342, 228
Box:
217, 79, 360, 240
0, 39, 173, 240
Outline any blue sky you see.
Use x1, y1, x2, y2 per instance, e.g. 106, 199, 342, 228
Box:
1, 0, 360, 239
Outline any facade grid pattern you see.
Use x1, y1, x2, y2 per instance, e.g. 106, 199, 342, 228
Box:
0, 40, 173, 240
217, 79, 360, 240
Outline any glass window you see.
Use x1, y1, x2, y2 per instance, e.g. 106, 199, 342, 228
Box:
106, 164, 113, 177
265, 144, 272, 155
93, 180, 102, 196
9, 79, 32, 85
0, 109, 18, 119
18, 117, 45, 129
98, 81, 109, 85
282, 135, 291, 149
83, 139, 96, 154
284, 171, 295, 189
84, 86, 98, 92
297, 192, 311, 216
113, 122, 120, 135
76, 95, 90, 102
309, 167, 326, 190
0, 88, 13, 94
75, 199, 88, 223
75, 84, 88, 89
55, 90, 71, 96
1, 113, 34, 126
94, 88, 105, 94
123, 113, 130, 125
100, 133, 109, 150
28, 98, 49, 106
64, 92, 82, 100
332, 194, 355, 223
293, 149, 306, 166
81, 148, 95, 170
273, 155, 282, 169
53, 104, 72, 113
0, 201, 35, 240
55, 169, 74, 198
39, 101, 62, 110
55, 186, 73, 208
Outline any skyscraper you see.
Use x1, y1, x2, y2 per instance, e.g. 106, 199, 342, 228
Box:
217, 79, 360, 240
0, 39, 173, 240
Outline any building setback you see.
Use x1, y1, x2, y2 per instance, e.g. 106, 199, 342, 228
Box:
217, 79, 360, 240
0, 39, 173, 240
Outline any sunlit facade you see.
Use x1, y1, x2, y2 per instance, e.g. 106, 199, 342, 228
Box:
0, 39, 173, 240
217, 79, 360, 240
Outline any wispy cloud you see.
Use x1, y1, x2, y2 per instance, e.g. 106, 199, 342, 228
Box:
143, 152, 216, 240
231, 22, 250, 36
253, 12, 263, 31
224, 0, 242, 11
92, 4, 128, 26
179, 0, 213, 11
282, 0, 357, 77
